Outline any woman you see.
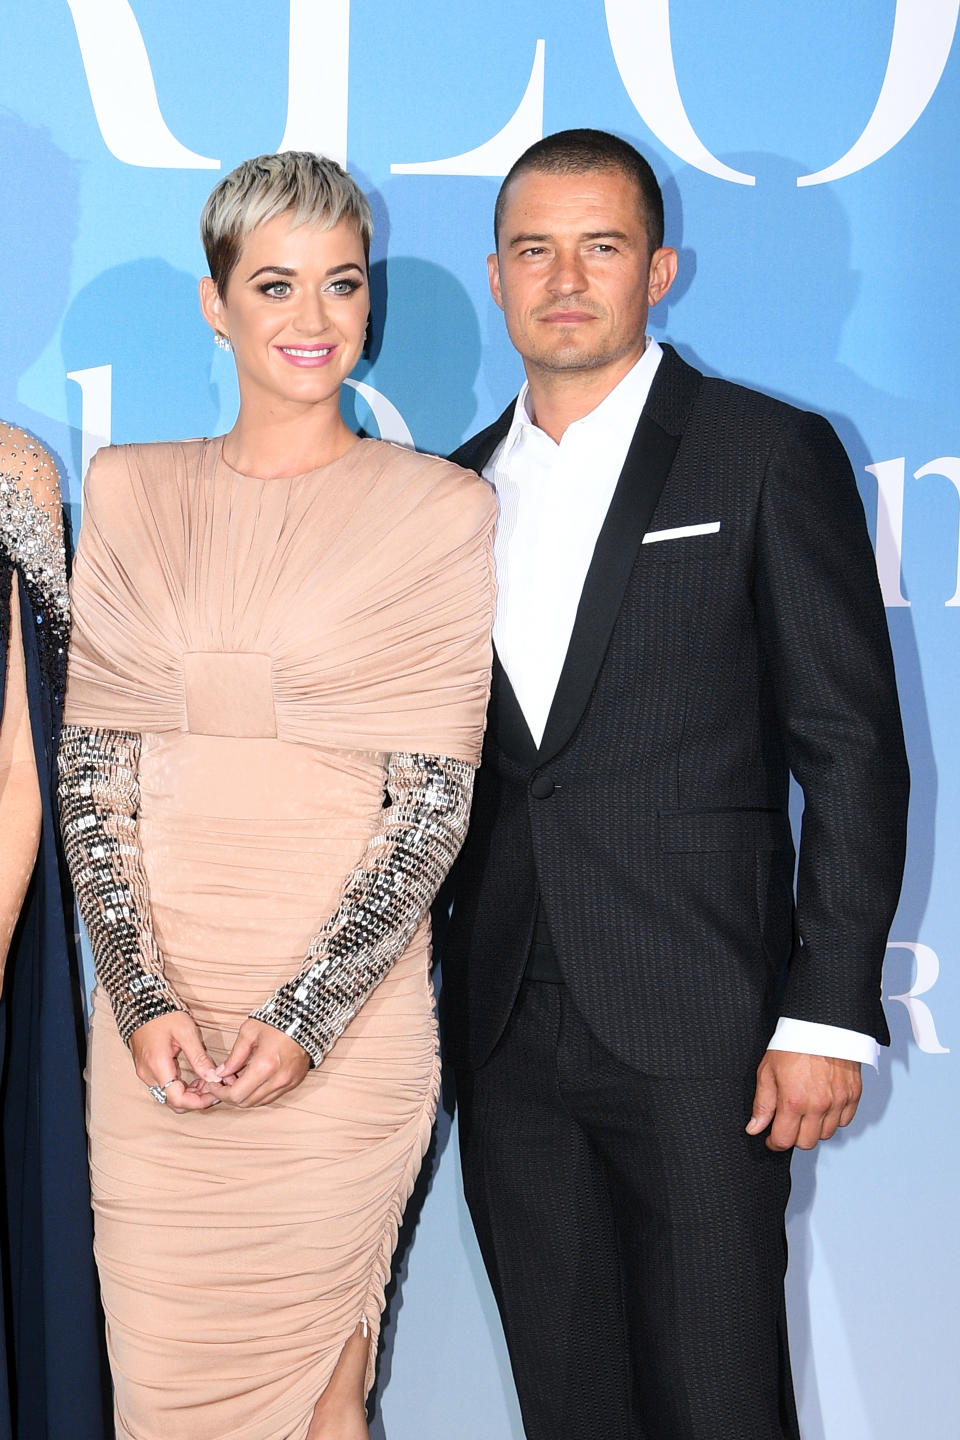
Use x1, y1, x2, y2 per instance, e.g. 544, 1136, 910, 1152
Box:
58, 153, 495, 1439
0, 425, 109, 1439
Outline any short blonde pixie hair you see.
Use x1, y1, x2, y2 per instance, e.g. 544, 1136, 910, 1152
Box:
200, 150, 373, 296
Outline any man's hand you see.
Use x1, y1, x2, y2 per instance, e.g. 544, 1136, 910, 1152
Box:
129, 1012, 222, 1113
746, 1051, 862, 1151
212, 1018, 311, 1108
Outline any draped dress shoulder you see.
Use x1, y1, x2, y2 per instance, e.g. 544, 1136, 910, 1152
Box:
61, 435, 496, 1440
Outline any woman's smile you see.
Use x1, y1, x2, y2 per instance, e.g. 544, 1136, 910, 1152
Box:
275, 343, 338, 366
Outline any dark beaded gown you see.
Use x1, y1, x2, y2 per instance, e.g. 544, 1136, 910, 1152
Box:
0, 424, 109, 1439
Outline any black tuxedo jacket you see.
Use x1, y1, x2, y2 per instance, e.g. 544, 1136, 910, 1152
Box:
441, 345, 909, 1077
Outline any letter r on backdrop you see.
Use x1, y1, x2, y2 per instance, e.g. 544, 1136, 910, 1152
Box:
886, 943, 950, 1054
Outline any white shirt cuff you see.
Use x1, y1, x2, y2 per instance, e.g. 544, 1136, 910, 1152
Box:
767, 1017, 880, 1068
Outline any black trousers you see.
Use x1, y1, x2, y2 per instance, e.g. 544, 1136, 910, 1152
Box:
457, 981, 800, 1440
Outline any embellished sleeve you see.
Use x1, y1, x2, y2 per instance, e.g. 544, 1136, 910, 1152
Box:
58, 725, 186, 1043
252, 751, 473, 1066
0, 424, 70, 731
0, 575, 42, 978
0, 425, 69, 978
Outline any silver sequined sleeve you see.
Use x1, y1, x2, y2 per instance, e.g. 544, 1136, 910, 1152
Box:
58, 725, 186, 1043
252, 752, 474, 1067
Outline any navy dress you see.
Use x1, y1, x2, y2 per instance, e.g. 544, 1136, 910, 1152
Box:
0, 433, 109, 1439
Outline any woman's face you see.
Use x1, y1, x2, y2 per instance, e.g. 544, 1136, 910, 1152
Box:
201, 211, 369, 415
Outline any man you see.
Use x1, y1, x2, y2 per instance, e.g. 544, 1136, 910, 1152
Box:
442, 129, 908, 1440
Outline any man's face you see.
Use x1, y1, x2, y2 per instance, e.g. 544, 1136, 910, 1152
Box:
488, 167, 676, 380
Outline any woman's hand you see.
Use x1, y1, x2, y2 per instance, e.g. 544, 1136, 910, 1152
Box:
129, 1012, 222, 1113
214, 1019, 311, 1108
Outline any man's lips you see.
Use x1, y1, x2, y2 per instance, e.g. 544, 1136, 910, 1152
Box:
539, 310, 597, 324
276, 344, 337, 367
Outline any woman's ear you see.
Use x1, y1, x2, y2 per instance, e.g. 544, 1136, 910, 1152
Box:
198, 275, 227, 342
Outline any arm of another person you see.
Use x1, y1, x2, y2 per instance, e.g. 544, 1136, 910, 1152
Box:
748, 409, 909, 1151
0, 429, 65, 987
0, 575, 42, 988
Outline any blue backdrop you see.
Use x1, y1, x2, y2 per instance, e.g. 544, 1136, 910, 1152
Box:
2, 3, 957, 1435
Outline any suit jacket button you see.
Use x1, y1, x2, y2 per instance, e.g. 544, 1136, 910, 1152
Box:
530, 775, 556, 799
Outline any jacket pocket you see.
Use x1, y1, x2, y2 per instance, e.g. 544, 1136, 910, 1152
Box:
658, 807, 793, 853
639, 527, 731, 562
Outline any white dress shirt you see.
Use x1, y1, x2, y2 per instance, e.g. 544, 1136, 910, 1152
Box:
483, 340, 878, 1068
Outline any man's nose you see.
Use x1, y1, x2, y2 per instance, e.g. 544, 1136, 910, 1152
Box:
547, 251, 587, 295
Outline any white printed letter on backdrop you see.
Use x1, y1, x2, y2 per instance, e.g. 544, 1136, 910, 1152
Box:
344, 380, 413, 448
798, 0, 959, 186
914, 457, 960, 605
391, 40, 544, 177
604, 0, 755, 185
276, 0, 350, 166
66, 365, 113, 498
866, 458, 910, 608
886, 942, 950, 1054
67, 0, 220, 168
605, 0, 957, 190
869, 456, 960, 607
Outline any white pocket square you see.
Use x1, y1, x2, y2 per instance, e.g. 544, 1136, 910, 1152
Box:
643, 521, 721, 544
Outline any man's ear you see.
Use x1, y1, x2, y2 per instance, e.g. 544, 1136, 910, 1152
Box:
487, 252, 504, 311
647, 247, 679, 308
198, 275, 227, 340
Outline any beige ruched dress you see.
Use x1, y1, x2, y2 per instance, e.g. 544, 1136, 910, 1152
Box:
62, 436, 495, 1440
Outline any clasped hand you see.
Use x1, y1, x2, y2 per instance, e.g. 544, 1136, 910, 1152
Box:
130, 1013, 310, 1114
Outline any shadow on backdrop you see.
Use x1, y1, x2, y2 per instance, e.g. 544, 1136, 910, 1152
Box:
347, 257, 482, 457
0, 109, 80, 478
60, 259, 219, 471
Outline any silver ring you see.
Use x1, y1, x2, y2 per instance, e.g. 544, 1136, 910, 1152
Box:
147, 1078, 178, 1105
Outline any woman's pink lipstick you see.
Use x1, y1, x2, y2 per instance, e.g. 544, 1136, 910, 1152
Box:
276, 344, 338, 367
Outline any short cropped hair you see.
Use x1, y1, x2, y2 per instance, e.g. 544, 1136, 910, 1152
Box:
201, 150, 373, 296
494, 128, 664, 255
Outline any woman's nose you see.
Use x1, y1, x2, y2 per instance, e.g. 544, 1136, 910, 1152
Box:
291, 288, 331, 334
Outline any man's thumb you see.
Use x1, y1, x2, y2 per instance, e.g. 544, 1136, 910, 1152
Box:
746, 1066, 777, 1134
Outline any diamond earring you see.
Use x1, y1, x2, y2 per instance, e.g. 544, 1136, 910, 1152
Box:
214, 333, 232, 351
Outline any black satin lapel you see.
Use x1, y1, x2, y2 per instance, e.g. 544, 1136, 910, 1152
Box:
537, 414, 679, 762
449, 400, 515, 474
489, 650, 538, 763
